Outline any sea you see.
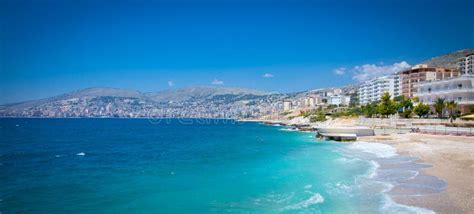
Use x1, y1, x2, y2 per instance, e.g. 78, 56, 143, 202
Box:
0, 118, 445, 213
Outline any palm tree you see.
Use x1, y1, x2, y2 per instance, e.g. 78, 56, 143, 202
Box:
446, 100, 458, 123
434, 98, 445, 118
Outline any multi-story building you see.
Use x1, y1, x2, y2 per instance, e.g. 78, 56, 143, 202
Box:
304, 96, 316, 107
283, 100, 292, 111
328, 95, 351, 106
392, 74, 402, 97
458, 54, 474, 75
359, 75, 399, 105
414, 74, 474, 114
400, 64, 459, 98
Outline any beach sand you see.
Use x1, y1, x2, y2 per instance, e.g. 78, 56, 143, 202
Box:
359, 133, 474, 213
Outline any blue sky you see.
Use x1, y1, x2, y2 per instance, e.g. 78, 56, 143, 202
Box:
1, 0, 473, 104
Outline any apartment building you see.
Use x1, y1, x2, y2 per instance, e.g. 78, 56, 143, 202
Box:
328, 95, 351, 106
415, 74, 474, 114
400, 64, 459, 98
283, 100, 292, 111
359, 75, 399, 105
458, 54, 474, 75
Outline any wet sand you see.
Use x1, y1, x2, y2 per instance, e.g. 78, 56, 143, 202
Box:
359, 133, 474, 213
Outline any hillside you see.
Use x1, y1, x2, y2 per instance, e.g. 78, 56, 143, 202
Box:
0, 86, 278, 118
421, 49, 474, 69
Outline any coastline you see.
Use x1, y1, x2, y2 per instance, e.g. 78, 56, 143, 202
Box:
359, 133, 474, 213
253, 119, 474, 213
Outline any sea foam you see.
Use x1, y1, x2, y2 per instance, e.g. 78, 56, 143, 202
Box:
284, 193, 324, 210
349, 142, 397, 158
381, 195, 435, 214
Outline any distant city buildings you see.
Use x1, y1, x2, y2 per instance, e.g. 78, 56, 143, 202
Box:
328, 95, 351, 106
304, 96, 315, 107
283, 100, 292, 111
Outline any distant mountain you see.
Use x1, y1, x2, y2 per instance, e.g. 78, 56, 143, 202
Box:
0, 87, 144, 110
146, 86, 271, 103
421, 49, 474, 69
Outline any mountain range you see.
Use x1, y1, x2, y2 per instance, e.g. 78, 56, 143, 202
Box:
0, 86, 279, 118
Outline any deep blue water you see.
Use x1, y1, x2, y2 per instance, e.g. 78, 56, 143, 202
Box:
0, 119, 436, 213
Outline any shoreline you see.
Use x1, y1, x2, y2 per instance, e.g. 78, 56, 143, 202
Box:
359, 133, 474, 213
255, 119, 474, 213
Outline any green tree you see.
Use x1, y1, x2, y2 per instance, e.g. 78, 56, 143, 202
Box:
377, 92, 397, 118
446, 101, 458, 123
414, 102, 430, 118
362, 102, 378, 118
434, 98, 446, 118
309, 111, 327, 122
396, 96, 413, 118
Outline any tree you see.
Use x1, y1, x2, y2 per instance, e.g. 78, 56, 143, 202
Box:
309, 111, 327, 122
377, 92, 397, 118
434, 98, 446, 118
414, 102, 430, 118
396, 96, 413, 118
362, 102, 378, 118
446, 100, 458, 123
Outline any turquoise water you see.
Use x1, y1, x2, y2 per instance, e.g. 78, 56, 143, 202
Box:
0, 119, 436, 213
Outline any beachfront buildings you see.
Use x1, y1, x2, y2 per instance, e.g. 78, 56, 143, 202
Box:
359, 75, 400, 105
458, 54, 474, 75
400, 64, 459, 98
415, 74, 474, 114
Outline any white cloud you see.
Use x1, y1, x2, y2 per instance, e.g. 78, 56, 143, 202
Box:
211, 78, 224, 85
262, 73, 274, 78
352, 61, 411, 82
333, 67, 346, 75
167, 80, 174, 87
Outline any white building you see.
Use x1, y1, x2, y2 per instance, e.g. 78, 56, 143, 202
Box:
283, 100, 292, 111
392, 74, 402, 97
328, 95, 351, 106
304, 96, 314, 107
359, 75, 399, 105
458, 54, 474, 75
415, 74, 474, 114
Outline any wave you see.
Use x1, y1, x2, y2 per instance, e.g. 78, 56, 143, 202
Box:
348, 142, 397, 158
278, 128, 297, 132
381, 195, 435, 214
76, 152, 86, 156
368, 160, 380, 179
283, 193, 324, 210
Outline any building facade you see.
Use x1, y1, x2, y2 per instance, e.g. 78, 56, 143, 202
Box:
414, 74, 474, 114
328, 95, 351, 106
359, 75, 399, 105
283, 100, 292, 111
458, 54, 474, 75
400, 64, 459, 98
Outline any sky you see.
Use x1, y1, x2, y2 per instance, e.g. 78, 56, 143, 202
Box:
1, 0, 473, 104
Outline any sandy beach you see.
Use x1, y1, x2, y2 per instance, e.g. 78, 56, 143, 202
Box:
359, 133, 474, 213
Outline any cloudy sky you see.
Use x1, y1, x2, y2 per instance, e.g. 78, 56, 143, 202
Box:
1, 0, 473, 104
